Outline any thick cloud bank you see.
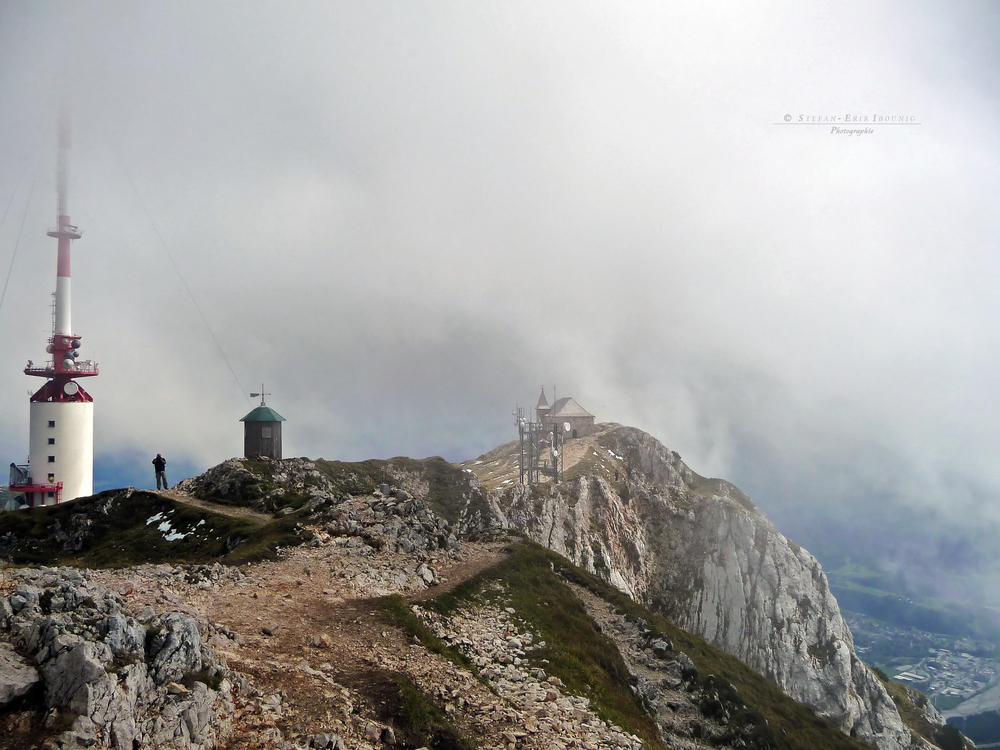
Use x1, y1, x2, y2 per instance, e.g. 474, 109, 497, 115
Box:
2, 1, 999, 602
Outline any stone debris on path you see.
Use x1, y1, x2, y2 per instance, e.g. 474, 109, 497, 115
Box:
412, 590, 646, 750
0, 538, 705, 750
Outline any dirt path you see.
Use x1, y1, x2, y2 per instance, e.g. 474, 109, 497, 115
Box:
95, 540, 514, 748
201, 541, 514, 748
154, 488, 274, 525
560, 434, 600, 472
410, 542, 514, 601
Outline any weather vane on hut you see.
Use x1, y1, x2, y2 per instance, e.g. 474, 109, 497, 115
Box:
249, 384, 271, 407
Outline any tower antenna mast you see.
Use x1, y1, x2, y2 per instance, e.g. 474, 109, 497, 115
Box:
8, 110, 99, 507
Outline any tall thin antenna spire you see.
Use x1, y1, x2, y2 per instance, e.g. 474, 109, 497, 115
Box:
56, 109, 70, 219
48, 110, 81, 338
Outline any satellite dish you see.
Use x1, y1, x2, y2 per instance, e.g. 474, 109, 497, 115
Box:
552, 449, 559, 458
563, 422, 571, 432
63, 382, 79, 396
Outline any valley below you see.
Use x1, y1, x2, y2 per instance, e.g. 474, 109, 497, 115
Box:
846, 612, 1000, 710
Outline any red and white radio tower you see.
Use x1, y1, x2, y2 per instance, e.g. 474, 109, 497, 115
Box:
9, 113, 99, 506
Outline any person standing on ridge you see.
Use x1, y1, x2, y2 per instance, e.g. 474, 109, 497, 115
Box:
152, 453, 168, 490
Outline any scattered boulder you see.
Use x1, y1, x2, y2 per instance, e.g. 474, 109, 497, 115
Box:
41, 640, 111, 712
101, 613, 144, 656
0, 641, 40, 706
308, 633, 332, 649
146, 613, 202, 685
676, 652, 698, 682
650, 638, 672, 657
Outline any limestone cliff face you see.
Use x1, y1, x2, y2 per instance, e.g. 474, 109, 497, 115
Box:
460, 424, 920, 750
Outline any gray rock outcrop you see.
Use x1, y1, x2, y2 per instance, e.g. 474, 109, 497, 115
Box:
0, 640, 39, 706
460, 424, 920, 750
179, 457, 462, 555
0, 566, 234, 750
148, 612, 203, 684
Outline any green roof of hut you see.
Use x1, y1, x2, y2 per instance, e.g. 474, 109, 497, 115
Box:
240, 406, 286, 422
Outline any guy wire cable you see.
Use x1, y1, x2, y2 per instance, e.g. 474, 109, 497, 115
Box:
0, 175, 37, 322
110, 145, 251, 404
0, 160, 29, 235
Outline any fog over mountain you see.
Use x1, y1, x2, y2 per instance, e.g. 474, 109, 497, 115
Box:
2, 2, 1000, 604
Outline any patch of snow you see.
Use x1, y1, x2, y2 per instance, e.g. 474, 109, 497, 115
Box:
146, 512, 164, 525
156, 519, 191, 541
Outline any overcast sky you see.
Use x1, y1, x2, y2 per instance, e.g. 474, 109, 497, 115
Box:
2, 1, 1000, 598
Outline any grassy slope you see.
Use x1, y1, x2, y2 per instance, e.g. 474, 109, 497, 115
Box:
385, 541, 874, 750
0, 454, 474, 569
877, 676, 971, 750
0, 490, 308, 567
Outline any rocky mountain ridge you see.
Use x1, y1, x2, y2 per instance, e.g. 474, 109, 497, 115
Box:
458, 424, 949, 750
0, 425, 967, 749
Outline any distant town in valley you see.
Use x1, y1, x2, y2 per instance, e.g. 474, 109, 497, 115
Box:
848, 612, 1000, 710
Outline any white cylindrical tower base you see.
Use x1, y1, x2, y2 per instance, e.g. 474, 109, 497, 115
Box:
28, 401, 94, 504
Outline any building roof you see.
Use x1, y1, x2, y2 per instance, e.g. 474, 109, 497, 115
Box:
240, 405, 286, 422
536, 387, 549, 410
547, 397, 594, 419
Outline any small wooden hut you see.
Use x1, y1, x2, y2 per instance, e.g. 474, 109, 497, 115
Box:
240, 404, 286, 459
